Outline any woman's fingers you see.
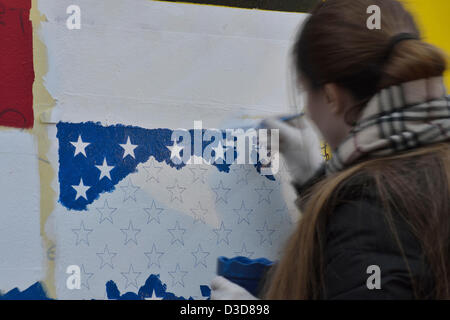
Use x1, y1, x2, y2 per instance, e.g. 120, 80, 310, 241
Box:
261, 118, 304, 151
210, 276, 228, 291
210, 276, 258, 300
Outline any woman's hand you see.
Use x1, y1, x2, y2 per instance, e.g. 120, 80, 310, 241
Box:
210, 276, 259, 300
261, 116, 324, 186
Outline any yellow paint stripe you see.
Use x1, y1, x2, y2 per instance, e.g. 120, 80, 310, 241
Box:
400, 0, 450, 89
30, 0, 57, 299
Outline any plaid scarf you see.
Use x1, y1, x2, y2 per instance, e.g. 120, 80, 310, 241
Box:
326, 76, 450, 174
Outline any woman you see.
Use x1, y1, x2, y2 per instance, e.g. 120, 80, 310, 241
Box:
211, 0, 449, 299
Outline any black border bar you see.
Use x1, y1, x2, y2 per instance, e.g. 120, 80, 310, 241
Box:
156, 0, 319, 13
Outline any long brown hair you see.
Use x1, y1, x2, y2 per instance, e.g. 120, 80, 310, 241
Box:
264, 0, 449, 299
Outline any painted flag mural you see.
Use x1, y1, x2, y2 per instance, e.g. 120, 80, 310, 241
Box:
54, 121, 295, 299
57, 121, 275, 211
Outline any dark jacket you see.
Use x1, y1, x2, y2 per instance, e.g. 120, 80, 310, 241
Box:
293, 165, 435, 300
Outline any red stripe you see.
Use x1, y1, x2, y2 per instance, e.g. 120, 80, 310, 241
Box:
0, 0, 34, 128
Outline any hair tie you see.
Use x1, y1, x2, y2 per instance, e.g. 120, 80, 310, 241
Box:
383, 33, 420, 62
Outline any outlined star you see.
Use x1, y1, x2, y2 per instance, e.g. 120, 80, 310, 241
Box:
70, 135, 90, 157
72, 178, 90, 201
167, 139, 184, 163
144, 243, 164, 268
166, 180, 186, 203
72, 221, 93, 246
120, 178, 140, 202
120, 220, 141, 245
190, 201, 208, 224
95, 157, 114, 180
233, 200, 253, 225
168, 221, 186, 246
191, 244, 210, 268
120, 136, 138, 159
212, 181, 231, 204
275, 204, 291, 224
234, 243, 254, 258
213, 222, 232, 245
254, 181, 274, 204
80, 264, 94, 290
168, 264, 188, 288
143, 200, 164, 224
142, 158, 163, 183
121, 264, 141, 289
188, 166, 208, 184
256, 221, 275, 245
232, 165, 252, 185
97, 245, 117, 269
96, 199, 117, 224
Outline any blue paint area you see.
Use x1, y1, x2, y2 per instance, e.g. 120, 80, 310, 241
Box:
106, 274, 211, 300
200, 285, 211, 297
0, 282, 52, 300
217, 256, 274, 296
57, 121, 274, 211
105, 280, 121, 299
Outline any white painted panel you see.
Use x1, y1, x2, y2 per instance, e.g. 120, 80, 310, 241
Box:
37, 0, 306, 299
0, 131, 43, 293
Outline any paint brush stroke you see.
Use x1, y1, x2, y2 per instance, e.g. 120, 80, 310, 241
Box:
57, 121, 274, 211
106, 274, 210, 300
0, 282, 52, 300
0, 0, 34, 128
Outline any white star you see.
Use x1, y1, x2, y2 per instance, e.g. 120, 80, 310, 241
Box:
121, 264, 141, 289
144, 289, 164, 300
96, 199, 117, 224
120, 136, 138, 159
70, 135, 90, 157
212, 139, 225, 163
213, 222, 232, 245
72, 178, 90, 201
167, 140, 184, 162
212, 181, 231, 204
120, 220, 141, 245
168, 264, 188, 287
95, 158, 114, 180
